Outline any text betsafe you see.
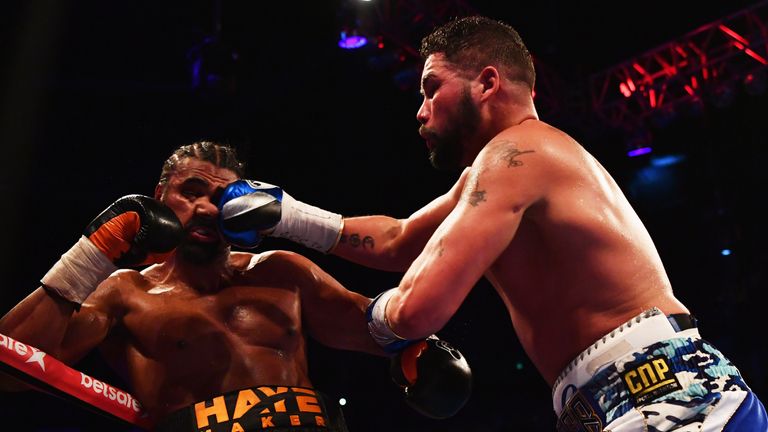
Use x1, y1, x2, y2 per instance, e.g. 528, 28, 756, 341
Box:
0, 334, 40, 358
80, 373, 143, 413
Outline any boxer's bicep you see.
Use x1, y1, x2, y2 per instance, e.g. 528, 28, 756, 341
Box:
388, 149, 542, 338
390, 188, 522, 338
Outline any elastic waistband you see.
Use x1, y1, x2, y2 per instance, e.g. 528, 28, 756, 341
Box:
155, 386, 346, 432
552, 307, 698, 416
555, 335, 748, 431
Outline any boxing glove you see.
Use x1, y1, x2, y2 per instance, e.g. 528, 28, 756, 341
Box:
41, 195, 183, 304
218, 179, 343, 253
390, 337, 472, 419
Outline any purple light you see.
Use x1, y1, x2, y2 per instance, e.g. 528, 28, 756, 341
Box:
338, 33, 368, 49
627, 147, 652, 157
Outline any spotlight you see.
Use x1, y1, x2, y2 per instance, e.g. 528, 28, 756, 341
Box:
625, 128, 653, 157
336, 0, 375, 50
628, 147, 652, 157
338, 30, 368, 49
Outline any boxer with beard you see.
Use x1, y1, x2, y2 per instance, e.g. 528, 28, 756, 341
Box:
0, 141, 471, 431
215, 16, 767, 431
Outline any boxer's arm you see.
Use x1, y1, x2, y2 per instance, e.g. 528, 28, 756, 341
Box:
292, 251, 473, 418
0, 287, 83, 357
380, 139, 546, 340
1, 273, 126, 361
1, 195, 180, 388
332, 169, 469, 272
0, 276, 122, 390
218, 169, 470, 272
285, 253, 385, 356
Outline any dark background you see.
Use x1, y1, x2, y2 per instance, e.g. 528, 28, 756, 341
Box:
1, 0, 767, 430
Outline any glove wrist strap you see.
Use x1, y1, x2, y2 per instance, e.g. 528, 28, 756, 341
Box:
41, 236, 118, 304
368, 288, 413, 353
272, 192, 343, 253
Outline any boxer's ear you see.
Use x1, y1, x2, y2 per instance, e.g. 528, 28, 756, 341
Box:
477, 66, 500, 101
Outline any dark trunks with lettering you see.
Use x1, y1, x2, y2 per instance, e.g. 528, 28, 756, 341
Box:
155, 386, 348, 432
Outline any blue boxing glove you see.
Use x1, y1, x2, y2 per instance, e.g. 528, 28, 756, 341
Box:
217, 180, 283, 249
218, 179, 343, 252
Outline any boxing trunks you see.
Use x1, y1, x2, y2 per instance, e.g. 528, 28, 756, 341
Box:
553, 307, 767, 431
155, 385, 348, 432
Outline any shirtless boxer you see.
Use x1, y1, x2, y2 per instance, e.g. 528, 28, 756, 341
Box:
216, 16, 767, 431
0, 141, 471, 431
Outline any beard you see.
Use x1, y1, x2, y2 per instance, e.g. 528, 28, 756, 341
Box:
176, 219, 229, 265
421, 86, 481, 171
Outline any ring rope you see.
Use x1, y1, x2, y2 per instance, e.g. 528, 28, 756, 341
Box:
0, 332, 153, 430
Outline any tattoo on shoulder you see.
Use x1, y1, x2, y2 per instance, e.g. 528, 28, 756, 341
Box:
496, 140, 535, 167
468, 189, 486, 207
339, 233, 375, 249
463, 171, 487, 207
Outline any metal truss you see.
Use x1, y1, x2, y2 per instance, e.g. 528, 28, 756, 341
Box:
589, 1, 768, 131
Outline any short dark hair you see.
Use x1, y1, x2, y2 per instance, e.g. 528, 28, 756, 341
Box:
420, 15, 536, 90
158, 141, 245, 186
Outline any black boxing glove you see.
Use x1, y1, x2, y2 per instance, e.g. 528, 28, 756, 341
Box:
41, 195, 183, 304
390, 336, 472, 419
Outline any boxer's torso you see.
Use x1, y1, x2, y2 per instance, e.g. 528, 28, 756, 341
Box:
95, 251, 312, 419
479, 121, 689, 386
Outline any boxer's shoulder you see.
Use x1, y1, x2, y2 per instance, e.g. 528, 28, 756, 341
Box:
233, 250, 314, 273
102, 268, 151, 291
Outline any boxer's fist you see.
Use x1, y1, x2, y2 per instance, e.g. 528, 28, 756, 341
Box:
41, 195, 183, 304
390, 337, 472, 419
85, 194, 183, 266
218, 179, 343, 253
217, 180, 283, 249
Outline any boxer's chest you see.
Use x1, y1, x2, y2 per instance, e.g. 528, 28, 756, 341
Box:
122, 283, 304, 359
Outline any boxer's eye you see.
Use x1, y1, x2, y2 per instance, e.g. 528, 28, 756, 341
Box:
181, 188, 203, 199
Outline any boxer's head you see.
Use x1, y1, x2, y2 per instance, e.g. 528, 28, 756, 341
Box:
158, 141, 245, 192
156, 141, 245, 264
419, 16, 535, 92
417, 16, 536, 170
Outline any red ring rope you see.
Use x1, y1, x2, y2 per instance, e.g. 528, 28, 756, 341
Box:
0, 332, 153, 430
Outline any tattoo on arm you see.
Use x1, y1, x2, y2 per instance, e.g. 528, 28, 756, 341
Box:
339, 233, 375, 249
464, 170, 487, 207
461, 142, 533, 207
